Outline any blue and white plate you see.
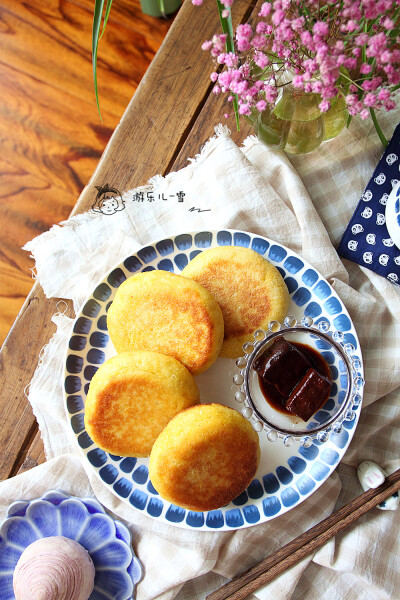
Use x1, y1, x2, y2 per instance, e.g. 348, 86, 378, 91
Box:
0, 490, 142, 599
64, 230, 363, 531
386, 180, 400, 251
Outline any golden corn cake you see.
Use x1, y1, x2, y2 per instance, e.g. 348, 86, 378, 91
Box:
107, 270, 224, 376
149, 403, 260, 511
181, 246, 289, 359
84, 351, 200, 457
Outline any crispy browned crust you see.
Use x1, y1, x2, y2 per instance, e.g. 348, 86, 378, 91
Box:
149, 403, 260, 512
84, 351, 200, 457
107, 270, 224, 375
181, 246, 289, 359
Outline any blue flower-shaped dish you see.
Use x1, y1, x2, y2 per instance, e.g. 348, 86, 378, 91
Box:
0, 490, 142, 600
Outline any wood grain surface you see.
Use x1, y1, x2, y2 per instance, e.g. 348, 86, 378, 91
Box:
0, 0, 174, 348
0, 0, 256, 479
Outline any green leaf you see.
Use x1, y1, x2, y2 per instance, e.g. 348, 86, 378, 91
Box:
100, 0, 114, 39
92, 0, 106, 120
370, 108, 388, 148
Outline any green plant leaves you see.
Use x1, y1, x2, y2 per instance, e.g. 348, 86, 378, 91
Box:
92, 0, 114, 120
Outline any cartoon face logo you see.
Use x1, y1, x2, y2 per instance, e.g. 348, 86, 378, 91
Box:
379, 193, 389, 205
386, 153, 398, 165
348, 240, 358, 251
363, 252, 373, 264
366, 233, 376, 245
361, 207, 373, 219
374, 173, 386, 185
351, 224, 364, 234
391, 179, 399, 188
379, 254, 389, 266
383, 238, 394, 247
388, 273, 399, 283
394, 256, 400, 265
376, 213, 385, 225
363, 190, 373, 202
92, 184, 125, 215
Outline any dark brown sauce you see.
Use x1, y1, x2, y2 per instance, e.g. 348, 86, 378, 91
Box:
254, 338, 331, 420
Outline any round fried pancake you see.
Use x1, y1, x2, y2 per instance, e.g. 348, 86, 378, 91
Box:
107, 270, 224, 375
181, 246, 289, 359
84, 351, 200, 457
149, 403, 260, 511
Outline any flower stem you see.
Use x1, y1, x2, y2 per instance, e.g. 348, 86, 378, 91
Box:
370, 108, 388, 148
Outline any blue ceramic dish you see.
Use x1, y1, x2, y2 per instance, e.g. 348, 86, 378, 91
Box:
64, 230, 364, 531
385, 180, 400, 252
0, 490, 142, 600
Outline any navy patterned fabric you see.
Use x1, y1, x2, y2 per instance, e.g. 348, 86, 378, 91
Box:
338, 123, 400, 286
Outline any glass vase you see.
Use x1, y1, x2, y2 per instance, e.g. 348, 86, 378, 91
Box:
253, 75, 348, 155
140, 0, 181, 17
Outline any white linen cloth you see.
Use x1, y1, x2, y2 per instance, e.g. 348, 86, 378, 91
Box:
2, 112, 399, 600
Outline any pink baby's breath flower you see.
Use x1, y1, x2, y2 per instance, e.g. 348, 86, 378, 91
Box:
256, 21, 269, 34
366, 32, 387, 58
313, 21, 329, 37
218, 71, 232, 87
236, 23, 253, 38
385, 99, 396, 111
256, 100, 267, 112
379, 50, 392, 63
199, 0, 398, 135
345, 20, 358, 33
360, 63, 372, 74
251, 35, 267, 50
239, 102, 251, 115
291, 16, 305, 31
378, 88, 390, 101
300, 30, 313, 47
191, 0, 203, 5
224, 52, 238, 67
344, 57, 357, 70
355, 33, 369, 46
381, 17, 394, 30
258, 2, 271, 17
254, 51, 269, 69
272, 9, 285, 26
312, 80, 323, 94
345, 94, 357, 106
292, 74, 304, 87
264, 85, 277, 103
364, 92, 377, 107
201, 40, 212, 51
319, 99, 330, 112
236, 38, 251, 52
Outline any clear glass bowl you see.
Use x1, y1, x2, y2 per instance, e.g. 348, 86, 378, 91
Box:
233, 316, 364, 447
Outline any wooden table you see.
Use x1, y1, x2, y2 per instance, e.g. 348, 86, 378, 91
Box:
0, 0, 256, 480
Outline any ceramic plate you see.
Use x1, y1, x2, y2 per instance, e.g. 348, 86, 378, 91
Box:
385, 180, 400, 250
64, 230, 363, 531
0, 490, 142, 599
